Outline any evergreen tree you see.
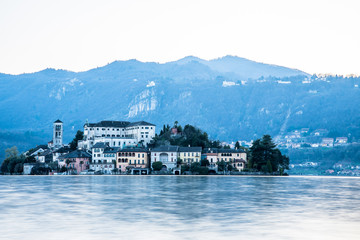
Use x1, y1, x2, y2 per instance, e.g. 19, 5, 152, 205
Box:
249, 135, 290, 173
69, 130, 84, 150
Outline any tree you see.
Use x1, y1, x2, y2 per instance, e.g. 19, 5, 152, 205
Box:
69, 130, 84, 151
190, 162, 201, 173
249, 135, 290, 174
5, 146, 19, 159
152, 161, 163, 171
200, 159, 209, 167
60, 166, 67, 173
266, 160, 273, 173
65, 159, 72, 173
1, 146, 24, 174
235, 141, 241, 149
176, 158, 182, 167
217, 160, 227, 172
14, 163, 23, 174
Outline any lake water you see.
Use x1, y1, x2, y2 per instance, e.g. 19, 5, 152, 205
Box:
0, 176, 359, 240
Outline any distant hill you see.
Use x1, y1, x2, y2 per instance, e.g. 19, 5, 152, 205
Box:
0, 56, 359, 159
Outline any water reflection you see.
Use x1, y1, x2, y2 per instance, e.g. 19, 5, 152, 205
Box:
0, 176, 359, 240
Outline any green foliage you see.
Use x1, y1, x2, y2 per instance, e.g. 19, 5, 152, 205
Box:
150, 122, 221, 149
30, 164, 51, 175
200, 159, 210, 167
181, 164, 190, 173
176, 158, 182, 167
198, 166, 209, 175
216, 160, 227, 172
190, 162, 201, 172
69, 130, 84, 151
0, 146, 25, 174
152, 161, 163, 171
60, 165, 67, 173
249, 135, 290, 173
5, 146, 19, 159
266, 160, 273, 173
189, 162, 208, 174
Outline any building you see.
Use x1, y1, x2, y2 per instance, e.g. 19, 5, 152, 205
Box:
53, 119, 63, 149
203, 148, 247, 172
52, 146, 71, 166
26, 145, 48, 157
59, 149, 91, 174
178, 147, 202, 164
117, 148, 150, 173
37, 149, 53, 163
78, 120, 156, 150
321, 138, 334, 147
217, 149, 247, 171
23, 163, 36, 175
150, 146, 179, 170
335, 137, 348, 145
202, 149, 218, 172
89, 143, 117, 174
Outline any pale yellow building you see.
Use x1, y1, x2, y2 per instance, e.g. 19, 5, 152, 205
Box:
178, 147, 202, 164
117, 148, 149, 173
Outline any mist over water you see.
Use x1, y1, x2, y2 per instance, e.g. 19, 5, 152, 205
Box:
0, 176, 359, 240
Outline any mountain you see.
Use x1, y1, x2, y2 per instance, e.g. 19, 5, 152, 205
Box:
0, 56, 359, 159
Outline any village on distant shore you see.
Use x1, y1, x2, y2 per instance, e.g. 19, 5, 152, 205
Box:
1, 119, 289, 176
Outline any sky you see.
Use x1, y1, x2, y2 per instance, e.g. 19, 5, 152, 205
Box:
0, 0, 359, 75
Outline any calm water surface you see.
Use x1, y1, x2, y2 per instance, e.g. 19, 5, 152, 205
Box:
0, 176, 359, 240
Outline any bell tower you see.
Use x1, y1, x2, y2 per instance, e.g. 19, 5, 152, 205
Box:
53, 119, 63, 148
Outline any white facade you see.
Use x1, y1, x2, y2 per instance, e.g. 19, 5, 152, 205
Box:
150, 146, 179, 170
53, 120, 63, 148
90, 143, 117, 174
78, 120, 155, 150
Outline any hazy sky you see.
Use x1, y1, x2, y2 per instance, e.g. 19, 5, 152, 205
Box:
0, 0, 359, 75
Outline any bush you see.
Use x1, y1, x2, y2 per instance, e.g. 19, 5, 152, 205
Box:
152, 161, 163, 171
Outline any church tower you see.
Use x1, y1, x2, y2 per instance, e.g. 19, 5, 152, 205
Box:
53, 119, 63, 148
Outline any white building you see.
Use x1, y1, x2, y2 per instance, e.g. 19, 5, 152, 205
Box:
150, 146, 179, 170
78, 120, 156, 150
89, 142, 117, 174
53, 119, 63, 149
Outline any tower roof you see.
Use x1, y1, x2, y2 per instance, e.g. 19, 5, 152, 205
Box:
54, 119, 63, 123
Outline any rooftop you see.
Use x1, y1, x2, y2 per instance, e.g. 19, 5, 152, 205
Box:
179, 147, 202, 152
84, 120, 155, 128
151, 146, 179, 152
59, 150, 92, 159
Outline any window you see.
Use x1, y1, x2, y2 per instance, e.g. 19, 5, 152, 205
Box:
142, 154, 144, 158
138, 154, 140, 157
151, 127, 153, 129
145, 127, 149, 129
138, 160, 140, 164
146, 135, 148, 138
142, 160, 144, 164
97, 128, 99, 130
129, 160, 131, 164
